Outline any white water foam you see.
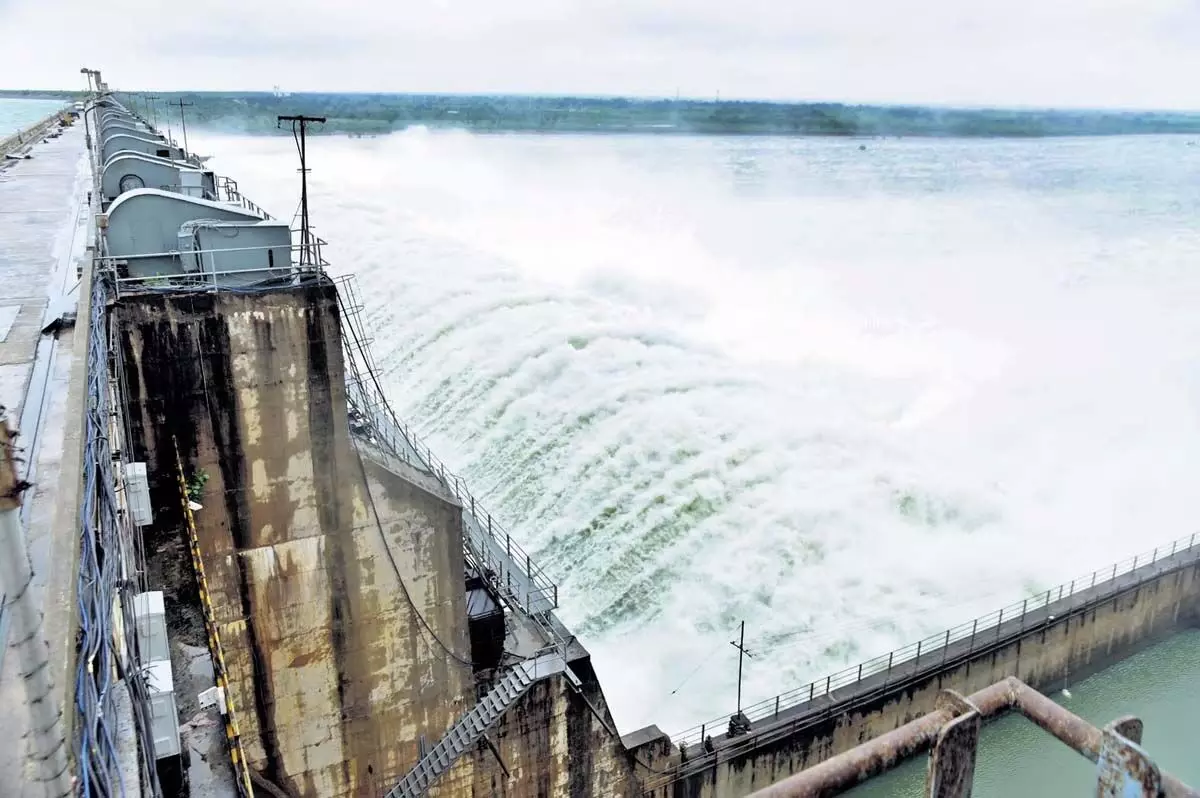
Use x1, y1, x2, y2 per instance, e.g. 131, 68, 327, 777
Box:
191, 127, 1200, 735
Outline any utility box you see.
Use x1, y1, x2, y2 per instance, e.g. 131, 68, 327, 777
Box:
144, 660, 182, 759
132, 591, 181, 760
178, 169, 204, 198
124, 462, 153, 527
132, 591, 169, 662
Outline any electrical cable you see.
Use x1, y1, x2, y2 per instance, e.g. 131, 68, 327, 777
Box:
74, 273, 164, 797
667, 636, 727, 697
352, 444, 475, 669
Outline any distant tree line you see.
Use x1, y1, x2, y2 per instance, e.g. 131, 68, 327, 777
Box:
6, 89, 1200, 138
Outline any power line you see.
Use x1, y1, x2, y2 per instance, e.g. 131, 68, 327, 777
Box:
353, 444, 475, 669
667, 636, 726, 696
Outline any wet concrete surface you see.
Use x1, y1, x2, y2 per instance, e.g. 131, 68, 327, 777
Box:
0, 118, 90, 793
177, 644, 238, 797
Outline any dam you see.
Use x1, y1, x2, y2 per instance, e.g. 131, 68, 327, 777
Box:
0, 77, 1197, 798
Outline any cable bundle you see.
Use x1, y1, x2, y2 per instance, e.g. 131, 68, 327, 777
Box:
74, 274, 163, 797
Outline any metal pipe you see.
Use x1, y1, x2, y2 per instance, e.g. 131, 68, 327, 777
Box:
748, 677, 1199, 798
0, 419, 73, 796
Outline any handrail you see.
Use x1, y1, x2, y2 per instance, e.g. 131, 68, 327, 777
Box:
668, 532, 1200, 751
157, 183, 218, 201
347, 382, 561, 611
215, 175, 269, 219
103, 237, 321, 297
334, 274, 562, 629
101, 241, 299, 261
110, 266, 322, 299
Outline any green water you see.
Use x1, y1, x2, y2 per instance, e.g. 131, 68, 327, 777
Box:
849, 631, 1200, 797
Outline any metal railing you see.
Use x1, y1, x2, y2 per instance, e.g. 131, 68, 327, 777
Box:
334, 274, 561, 620
103, 238, 320, 297
215, 175, 270, 219
158, 183, 218, 201
344, 378, 561, 614
103, 235, 563, 625
669, 532, 1200, 752
111, 265, 319, 298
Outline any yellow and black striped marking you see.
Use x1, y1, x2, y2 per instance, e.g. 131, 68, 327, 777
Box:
174, 442, 256, 798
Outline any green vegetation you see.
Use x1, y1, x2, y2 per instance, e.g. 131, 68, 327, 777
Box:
7, 89, 1200, 138
186, 470, 209, 503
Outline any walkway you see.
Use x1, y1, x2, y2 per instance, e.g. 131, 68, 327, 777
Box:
0, 117, 92, 795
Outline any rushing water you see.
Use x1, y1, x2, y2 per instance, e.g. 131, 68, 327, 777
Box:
0, 98, 63, 135
189, 127, 1200, 737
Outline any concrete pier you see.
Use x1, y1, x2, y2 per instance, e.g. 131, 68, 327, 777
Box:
113, 285, 477, 797
0, 116, 90, 793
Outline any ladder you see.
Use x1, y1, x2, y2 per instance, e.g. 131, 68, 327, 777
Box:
384, 652, 567, 797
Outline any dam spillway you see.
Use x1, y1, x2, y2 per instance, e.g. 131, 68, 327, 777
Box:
0, 82, 1197, 798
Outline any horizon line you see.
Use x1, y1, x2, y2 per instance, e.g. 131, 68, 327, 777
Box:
2, 87, 1199, 116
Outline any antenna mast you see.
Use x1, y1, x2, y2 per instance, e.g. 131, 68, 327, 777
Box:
144, 94, 160, 129
277, 114, 326, 268
728, 620, 754, 737
176, 98, 194, 154
731, 620, 754, 714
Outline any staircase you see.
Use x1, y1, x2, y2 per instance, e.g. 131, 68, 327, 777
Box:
384, 652, 568, 798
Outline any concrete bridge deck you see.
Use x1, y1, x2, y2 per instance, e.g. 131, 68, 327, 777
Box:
0, 116, 91, 793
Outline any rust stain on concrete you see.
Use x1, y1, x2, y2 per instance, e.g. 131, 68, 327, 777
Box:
113, 284, 475, 797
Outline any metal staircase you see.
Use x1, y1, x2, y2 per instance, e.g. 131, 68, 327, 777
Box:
384, 652, 568, 798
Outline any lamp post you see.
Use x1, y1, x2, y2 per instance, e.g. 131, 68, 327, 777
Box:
79, 68, 94, 145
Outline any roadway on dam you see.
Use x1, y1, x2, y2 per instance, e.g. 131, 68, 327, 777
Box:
0, 115, 93, 792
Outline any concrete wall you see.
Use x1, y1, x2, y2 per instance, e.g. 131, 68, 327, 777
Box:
425, 654, 651, 798
652, 561, 1200, 797
113, 284, 475, 797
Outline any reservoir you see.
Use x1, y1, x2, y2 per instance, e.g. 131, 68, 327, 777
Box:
849, 630, 1200, 796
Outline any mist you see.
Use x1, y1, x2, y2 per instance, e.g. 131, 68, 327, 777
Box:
189, 126, 1200, 735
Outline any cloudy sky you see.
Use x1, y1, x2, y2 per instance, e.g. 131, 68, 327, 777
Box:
3, 0, 1198, 109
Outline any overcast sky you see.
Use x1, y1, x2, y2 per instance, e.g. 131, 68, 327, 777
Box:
3, 0, 1198, 109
